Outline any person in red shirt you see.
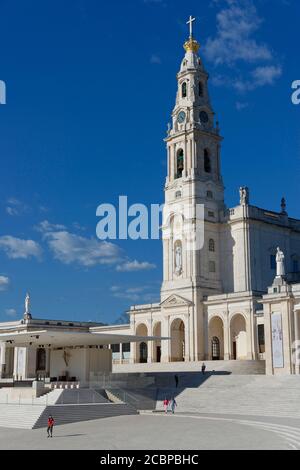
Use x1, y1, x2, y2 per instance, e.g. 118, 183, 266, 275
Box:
47, 415, 55, 438
163, 398, 169, 414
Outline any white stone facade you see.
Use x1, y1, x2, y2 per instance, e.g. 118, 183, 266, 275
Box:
123, 34, 300, 369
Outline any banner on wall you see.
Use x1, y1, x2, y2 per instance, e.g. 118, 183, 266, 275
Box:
271, 312, 284, 368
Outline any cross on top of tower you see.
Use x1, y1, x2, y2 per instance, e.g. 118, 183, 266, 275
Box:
187, 15, 196, 38
183, 15, 200, 54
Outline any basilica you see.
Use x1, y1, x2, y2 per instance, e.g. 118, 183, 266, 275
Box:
1, 21, 300, 380
118, 21, 300, 374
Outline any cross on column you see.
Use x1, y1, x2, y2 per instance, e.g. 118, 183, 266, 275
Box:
187, 15, 196, 38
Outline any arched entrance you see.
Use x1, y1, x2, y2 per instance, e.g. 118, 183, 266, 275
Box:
139, 343, 148, 364
153, 322, 162, 363
135, 324, 148, 363
208, 316, 224, 360
212, 337, 220, 360
170, 319, 185, 362
230, 314, 247, 360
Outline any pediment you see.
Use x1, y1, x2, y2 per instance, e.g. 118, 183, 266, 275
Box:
160, 294, 193, 308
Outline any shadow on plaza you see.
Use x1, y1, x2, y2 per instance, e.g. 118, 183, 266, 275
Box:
110, 370, 232, 410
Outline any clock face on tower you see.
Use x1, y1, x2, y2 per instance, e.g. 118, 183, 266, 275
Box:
200, 111, 209, 124
177, 111, 186, 124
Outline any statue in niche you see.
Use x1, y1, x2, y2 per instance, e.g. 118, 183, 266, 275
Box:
175, 244, 182, 275
63, 350, 71, 367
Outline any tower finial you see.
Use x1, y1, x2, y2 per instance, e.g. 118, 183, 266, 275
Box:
184, 15, 200, 53
187, 15, 196, 39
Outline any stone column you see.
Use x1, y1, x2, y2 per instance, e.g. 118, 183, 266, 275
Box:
0, 342, 6, 378
161, 316, 170, 363
184, 315, 190, 362
294, 308, 300, 375
147, 320, 153, 364
223, 314, 230, 360
46, 349, 51, 378
119, 343, 123, 365
246, 315, 253, 360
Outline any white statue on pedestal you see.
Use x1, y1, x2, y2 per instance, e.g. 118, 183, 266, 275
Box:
239, 187, 250, 206
24, 292, 32, 320
276, 247, 286, 277
25, 293, 30, 314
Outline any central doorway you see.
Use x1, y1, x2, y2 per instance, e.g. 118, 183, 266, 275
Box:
232, 342, 237, 360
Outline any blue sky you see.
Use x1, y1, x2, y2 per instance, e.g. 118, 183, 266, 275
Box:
0, 0, 299, 323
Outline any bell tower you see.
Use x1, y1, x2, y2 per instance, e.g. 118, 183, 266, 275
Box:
161, 17, 225, 300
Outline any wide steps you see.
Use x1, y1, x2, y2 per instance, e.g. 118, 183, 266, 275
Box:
0, 404, 45, 429
155, 375, 300, 418
34, 403, 138, 428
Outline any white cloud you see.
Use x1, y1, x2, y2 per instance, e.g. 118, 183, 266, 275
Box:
38, 221, 155, 271
110, 284, 158, 302
5, 308, 17, 317
0, 236, 42, 260
203, 0, 282, 93
204, 0, 272, 66
0, 276, 10, 291
251, 65, 282, 87
35, 220, 67, 233
116, 260, 156, 272
44, 231, 122, 267
6, 198, 30, 216
234, 65, 282, 92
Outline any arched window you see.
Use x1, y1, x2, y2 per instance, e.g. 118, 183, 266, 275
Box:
199, 82, 204, 97
204, 149, 211, 173
212, 337, 220, 360
207, 190, 213, 199
176, 149, 184, 179
209, 239, 215, 252
182, 82, 187, 98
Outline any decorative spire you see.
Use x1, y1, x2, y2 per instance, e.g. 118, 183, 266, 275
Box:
281, 197, 287, 215
184, 15, 200, 53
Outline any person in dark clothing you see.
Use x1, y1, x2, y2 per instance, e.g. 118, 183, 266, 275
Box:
174, 375, 179, 388
171, 397, 177, 414
47, 415, 55, 438
201, 363, 206, 375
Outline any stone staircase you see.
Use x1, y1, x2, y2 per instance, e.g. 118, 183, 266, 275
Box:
34, 403, 138, 429
0, 405, 45, 429
155, 375, 300, 418
0, 388, 138, 429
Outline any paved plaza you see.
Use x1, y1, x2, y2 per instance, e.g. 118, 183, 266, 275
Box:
0, 413, 300, 450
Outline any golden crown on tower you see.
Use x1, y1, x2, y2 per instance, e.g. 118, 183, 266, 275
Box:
183, 38, 200, 53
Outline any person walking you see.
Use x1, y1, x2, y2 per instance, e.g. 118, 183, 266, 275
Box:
171, 397, 177, 414
174, 375, 179, 388
47, 415, 55, 438
201, 362, 206, 375
163, 398, 169, 414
